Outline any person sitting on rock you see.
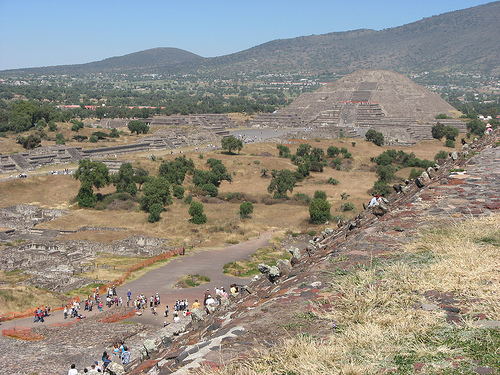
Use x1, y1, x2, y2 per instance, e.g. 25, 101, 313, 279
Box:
173, 312, 180, 323
121, 346, 130, 366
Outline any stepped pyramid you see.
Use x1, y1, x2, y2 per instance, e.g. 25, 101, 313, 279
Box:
250, 70, 465, 144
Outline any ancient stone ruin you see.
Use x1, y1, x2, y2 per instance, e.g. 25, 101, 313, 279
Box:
250, 70, 466, 144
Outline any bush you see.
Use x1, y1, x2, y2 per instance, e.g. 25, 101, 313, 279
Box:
340, 202, 355, 212
445, 139, 455, 148
327, 178, 339, 185
202, 183, 218, 197
327, 146, 340, 158
365, 129, 384, 146
309, 198, 332, 224
55, 133, 65, 145
409, 168, 424, 180
172, 185, 185, 199
183, 195, 193, 204
331, 158, 342, 170
376, 165, 396, 183
370, 181, 392, 197
313, 190, 327, 201
292, 193, 311, 205
434, 150, 448, 161
310, 161, 324, 172
188, 201, 207, 224
239, 201, 254, 219
148, 203, 163, 223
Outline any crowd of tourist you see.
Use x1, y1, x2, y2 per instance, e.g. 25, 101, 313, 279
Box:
67, 339, 131, 374
60, 283, 242, 373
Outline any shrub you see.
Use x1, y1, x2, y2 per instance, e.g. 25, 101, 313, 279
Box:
253, 160, 260, 164
445, 139, 455, 148
376, 165, 396, 183
365, 129, 384, 146
239, 201, 254, 219
292, 193, 311, 205
370, 181, 392, 197
313, 190, 327, 201
310, 161, 324, 172
148, 203, 163, 223
188, 201, 207, 224
327, 178, 339, 185
409, 168, 424, 180
183, 195, 193, 204
331, 158, 342, 170
327, 146, 340, 158
172, 185, 185, 199
340, 202, 355, 212
309, 198, 332, 224
202, 183, 218, 197
434, 150, 448, 161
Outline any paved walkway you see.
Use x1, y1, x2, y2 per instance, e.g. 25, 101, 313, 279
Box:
0, 231, 273, 330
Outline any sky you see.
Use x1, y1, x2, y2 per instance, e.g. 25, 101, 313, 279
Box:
0, 0, 493, 71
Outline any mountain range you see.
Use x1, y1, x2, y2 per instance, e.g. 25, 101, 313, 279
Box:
2, 1, 499, 76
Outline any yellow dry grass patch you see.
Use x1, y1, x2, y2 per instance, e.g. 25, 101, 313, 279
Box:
0, 174, 79, 209
0, 284, 67, 315
197, 214, 500, 375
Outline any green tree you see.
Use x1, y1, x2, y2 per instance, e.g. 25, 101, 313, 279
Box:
158, 156, 194, 185
202, 183, 218, 197
189, 201, 207, 224
277, 144, 291, 158
443, 126, 459, 141
327, 146, 340, 158
16, 134, 41, 150
55, 133, 65, 145
370, 181, 392, 197
376, 165, 396, 183
133, 167, 150, 190
221, 135, 243, 154
140, 176, 172, 212
365, 129, 384, 146
128, 120, 149, 134
267, 169, 296, 199
239, 201, 254, 219
73, 160, 110, 207
172, 185, 185, 199
114, 162, 137, 196
48, 121, 57, 132
309, 198, 331, 224
466, 119, 486, 136
296, 143, 311, 157
310, 147, 325, 162
148, 203, 163, 223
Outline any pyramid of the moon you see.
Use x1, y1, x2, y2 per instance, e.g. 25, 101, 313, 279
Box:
250, 70, 465, 143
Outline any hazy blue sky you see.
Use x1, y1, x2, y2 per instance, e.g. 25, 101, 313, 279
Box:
0, 0, 491, 71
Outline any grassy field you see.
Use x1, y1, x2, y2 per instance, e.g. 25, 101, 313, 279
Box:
0, 136, 460, 247
0, 132, 462, 313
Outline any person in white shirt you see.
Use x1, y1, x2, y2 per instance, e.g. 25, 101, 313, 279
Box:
67, 364, 78, 375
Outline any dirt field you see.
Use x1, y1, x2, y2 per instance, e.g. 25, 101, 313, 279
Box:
0, 136, 460, 248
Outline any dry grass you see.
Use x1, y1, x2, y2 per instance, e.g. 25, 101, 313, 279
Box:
195, 214, 500, 374
0, 284, 67, 315
0, 138, 456, 248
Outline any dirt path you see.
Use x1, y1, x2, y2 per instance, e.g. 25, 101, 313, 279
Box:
0, 231, 273, 329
